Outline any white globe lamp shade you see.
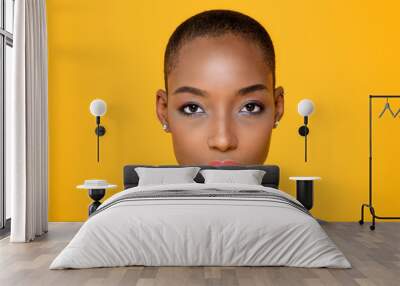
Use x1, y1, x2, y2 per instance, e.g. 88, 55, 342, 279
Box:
90, 99, 107, 117
297, 99, 314, 116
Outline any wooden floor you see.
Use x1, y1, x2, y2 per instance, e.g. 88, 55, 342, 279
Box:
0, 222, 399, 286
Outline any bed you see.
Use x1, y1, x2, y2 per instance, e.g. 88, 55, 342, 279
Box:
49, 165, 351, 269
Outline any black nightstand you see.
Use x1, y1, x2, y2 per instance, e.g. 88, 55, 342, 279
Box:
77, 181, 117, 216
289, 176, 321, 210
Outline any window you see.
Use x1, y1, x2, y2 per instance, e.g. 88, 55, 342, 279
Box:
0, 0, 14, 234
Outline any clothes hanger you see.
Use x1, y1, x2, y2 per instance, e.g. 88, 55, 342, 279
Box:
378, 97, 396, 118
393, 107, 400, 118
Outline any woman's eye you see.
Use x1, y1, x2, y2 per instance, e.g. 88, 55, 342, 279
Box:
240, 102, 264, 114
180, 103, 205, 115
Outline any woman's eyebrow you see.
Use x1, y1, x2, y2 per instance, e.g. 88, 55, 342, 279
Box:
238, 84, 268, 96
172, 86, 207, 96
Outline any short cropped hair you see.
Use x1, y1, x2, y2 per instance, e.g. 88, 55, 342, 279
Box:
163, 9, 276, 93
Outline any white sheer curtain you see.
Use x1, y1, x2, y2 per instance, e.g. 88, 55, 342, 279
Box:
8, 0, 48, 242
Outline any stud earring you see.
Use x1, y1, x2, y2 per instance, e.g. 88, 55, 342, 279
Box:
274, 120, 280, 128
162, 122, 169, 131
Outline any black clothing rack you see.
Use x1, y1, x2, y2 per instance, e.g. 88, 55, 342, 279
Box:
359, 95, 400, 230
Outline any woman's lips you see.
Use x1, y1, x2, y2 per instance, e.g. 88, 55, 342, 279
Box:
208, 160, 240, 166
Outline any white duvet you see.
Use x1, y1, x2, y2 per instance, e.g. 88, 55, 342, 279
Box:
49, 183, 351, 269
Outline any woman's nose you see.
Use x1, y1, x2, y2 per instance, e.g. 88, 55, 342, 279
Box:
207, 117, 238, 152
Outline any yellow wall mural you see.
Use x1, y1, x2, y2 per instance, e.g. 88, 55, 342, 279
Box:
46, 0, 400, 221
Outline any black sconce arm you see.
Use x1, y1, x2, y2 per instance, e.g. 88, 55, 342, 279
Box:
298, 116, 309, 162
94, 116, 106, 162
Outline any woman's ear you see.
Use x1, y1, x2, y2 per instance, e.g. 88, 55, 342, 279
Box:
156, 89, 169, 129
273, 86, 284, 127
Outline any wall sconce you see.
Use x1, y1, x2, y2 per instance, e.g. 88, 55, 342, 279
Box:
297, 99, 315, 162
89, 99, 107, 162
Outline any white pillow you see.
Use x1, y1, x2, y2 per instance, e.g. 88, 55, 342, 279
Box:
135, 167, 201, 186
200, 169, 266, 185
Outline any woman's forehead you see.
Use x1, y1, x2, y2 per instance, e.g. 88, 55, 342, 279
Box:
168, 34, 273, 92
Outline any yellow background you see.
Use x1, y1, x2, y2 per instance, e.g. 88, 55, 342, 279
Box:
46, 0, 400, 221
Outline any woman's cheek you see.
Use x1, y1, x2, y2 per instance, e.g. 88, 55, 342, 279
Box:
171, 124, 208, 165
236, 116, 272, 156
169, 114, 207, 151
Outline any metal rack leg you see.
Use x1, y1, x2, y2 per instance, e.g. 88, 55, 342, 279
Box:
370, 206, 376, 231
359, 204, 367, 225
359, 203, 400, 231
359, 203, 376, 230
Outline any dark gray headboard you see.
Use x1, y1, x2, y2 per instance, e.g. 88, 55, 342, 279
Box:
123, 165, 280, 189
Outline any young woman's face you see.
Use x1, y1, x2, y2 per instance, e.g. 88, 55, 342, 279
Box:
157, 33, 284, 166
